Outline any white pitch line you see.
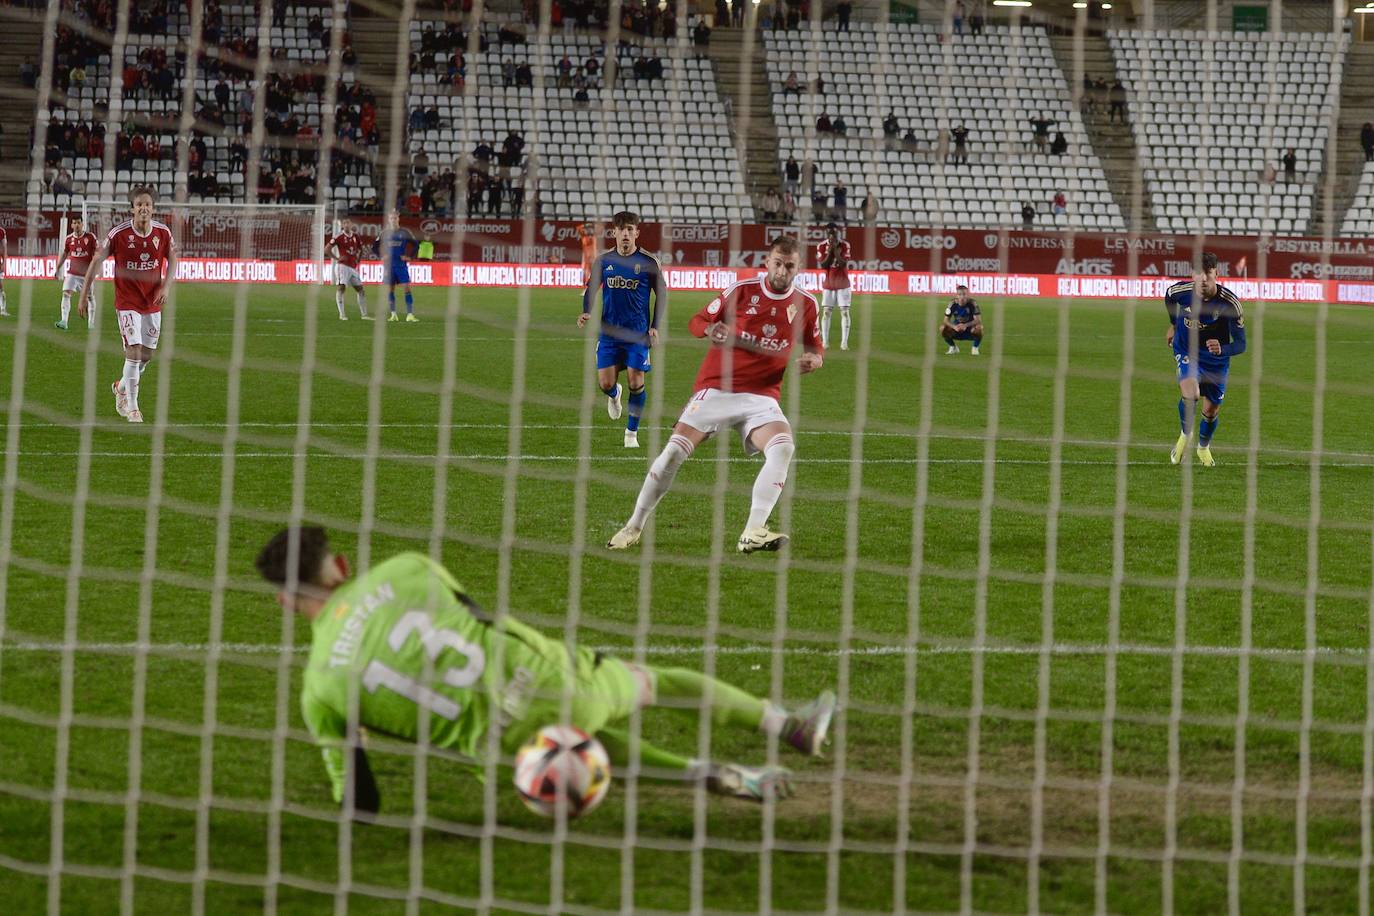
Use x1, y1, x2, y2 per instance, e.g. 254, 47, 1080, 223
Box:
11, 420, 1374, 463
0, 639, 1363, 660
8, 450, 1374, 468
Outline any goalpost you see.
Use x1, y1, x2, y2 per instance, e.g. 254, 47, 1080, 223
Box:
79, 199, 331, 264
0, 0, 1368, 913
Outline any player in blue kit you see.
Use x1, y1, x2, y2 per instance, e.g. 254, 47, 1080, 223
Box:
375, 211, 418, 322
1165, 252, 1246, 467
577, 211, 667, 448
940, 285, 983, 355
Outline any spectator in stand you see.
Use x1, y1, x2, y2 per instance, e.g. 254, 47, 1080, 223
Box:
574, 86, 590, 106
1021, 201, 1035, 228
69, 64, 86, 89
832, 115, 847, 136
1080, 74, 1097, 118
145, 135, 161, 161
409, 106, 426, 134
832, 180, 847, 222
53, 166, 74, 196
716, 0, 728, 26
557, 54, 573, 88
423, 105, 440, 131
731, 0, 744, 27
761, 187, 781, 221
1028, 115, 1056, 153
811, 186, 826, 222
515, 62, 534, 87
502, 58, 516, 87
812, 75, 826, 94
1050, 131, 1068, 157
1363, 122, 1374, 162
693, 17, 711, 53
862, 190, 878, 225
404, 187, 423, 216
902, 128, 919, 152
1282, 148, 1297, 182
413, 150, 430, 177
487, 175, 504, 214
1108, 79, 1127, 123
434, 183, 452, 217
784, 71, 801, 94
950, 124, 969, 165
836, 0, 851, 31
801, 157, 818, 195
509, 173, 526, 217
882, 113, 900, 139
784, 155, 800, 195
816, 112, 832, 133
970, 0, 986, 34
1052, 191, 1067, 215
467, 170, 486, 215
19, 57, 36, 89
953, 0, 965, 34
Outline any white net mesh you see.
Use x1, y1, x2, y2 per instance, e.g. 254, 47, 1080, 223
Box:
1, 0, 1372, 913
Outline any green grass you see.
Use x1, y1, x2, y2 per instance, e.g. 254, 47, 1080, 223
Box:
1, 280, 1372, 913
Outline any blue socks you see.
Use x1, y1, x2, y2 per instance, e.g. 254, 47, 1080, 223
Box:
405, 290, 414, 314
602, 383, 620, 399
627, 385, 646, 432
1178, 398, 1191, 435
388, 289, 415, 313
1199, 414, 1219, 447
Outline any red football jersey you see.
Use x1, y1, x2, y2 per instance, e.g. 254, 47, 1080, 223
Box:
817, 238, 851, 290
64, 231, 98, 275
103, 220, 176, 314
328, 231, 365, 268
687, 277, 821, 401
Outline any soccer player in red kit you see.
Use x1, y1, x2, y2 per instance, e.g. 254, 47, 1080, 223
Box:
816, 222, 852, 350
607, 236, 823, 554
326, 219, 371, 320
53, 214, 99, 330
78, 186, 178, 424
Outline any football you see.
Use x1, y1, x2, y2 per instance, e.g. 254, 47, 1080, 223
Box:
513, 725, 612, 819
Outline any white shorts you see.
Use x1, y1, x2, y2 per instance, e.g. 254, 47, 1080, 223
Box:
117, 309, 162, 350
62, 274, 87, 294
822, 288, 852, 308
335, 264, 363, 287
677, 388, 788, 455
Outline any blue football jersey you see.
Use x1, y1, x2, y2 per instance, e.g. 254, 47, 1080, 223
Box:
945, 298, 980, 325
380, 228, 415, 266
582, 247, 666, 344
1165, 280, 1246, 370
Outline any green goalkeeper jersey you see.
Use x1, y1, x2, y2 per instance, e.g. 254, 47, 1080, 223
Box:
301, 552, 572, 802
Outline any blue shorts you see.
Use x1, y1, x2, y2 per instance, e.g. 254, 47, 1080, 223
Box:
1174, 352, 1228, 404
596, 335, 652, 373
385, 262, 410, 285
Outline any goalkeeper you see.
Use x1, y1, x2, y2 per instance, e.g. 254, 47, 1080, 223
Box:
255, 527, 835, 813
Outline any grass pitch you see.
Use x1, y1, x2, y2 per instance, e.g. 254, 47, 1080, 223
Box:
1, 280, 1372, 913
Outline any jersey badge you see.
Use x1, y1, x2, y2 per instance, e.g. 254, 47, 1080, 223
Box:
152, 236, 160, 250
762, 323, 776, 338
786, 304, 798, 323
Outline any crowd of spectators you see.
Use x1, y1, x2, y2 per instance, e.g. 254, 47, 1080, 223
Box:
32, 0, 381, 205
399, 129, 532, 218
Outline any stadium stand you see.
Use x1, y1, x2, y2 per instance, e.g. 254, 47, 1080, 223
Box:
402, 15, 753, 222
30, 0, 379, 211
763, 22, 1127, 231
1339, 162, 1374, 236
1109, 29, 1346, 236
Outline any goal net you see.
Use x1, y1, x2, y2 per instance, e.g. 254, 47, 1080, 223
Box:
0, 0, 1368, 913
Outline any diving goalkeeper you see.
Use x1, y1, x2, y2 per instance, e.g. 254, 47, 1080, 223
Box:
255, 527, 835, 813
